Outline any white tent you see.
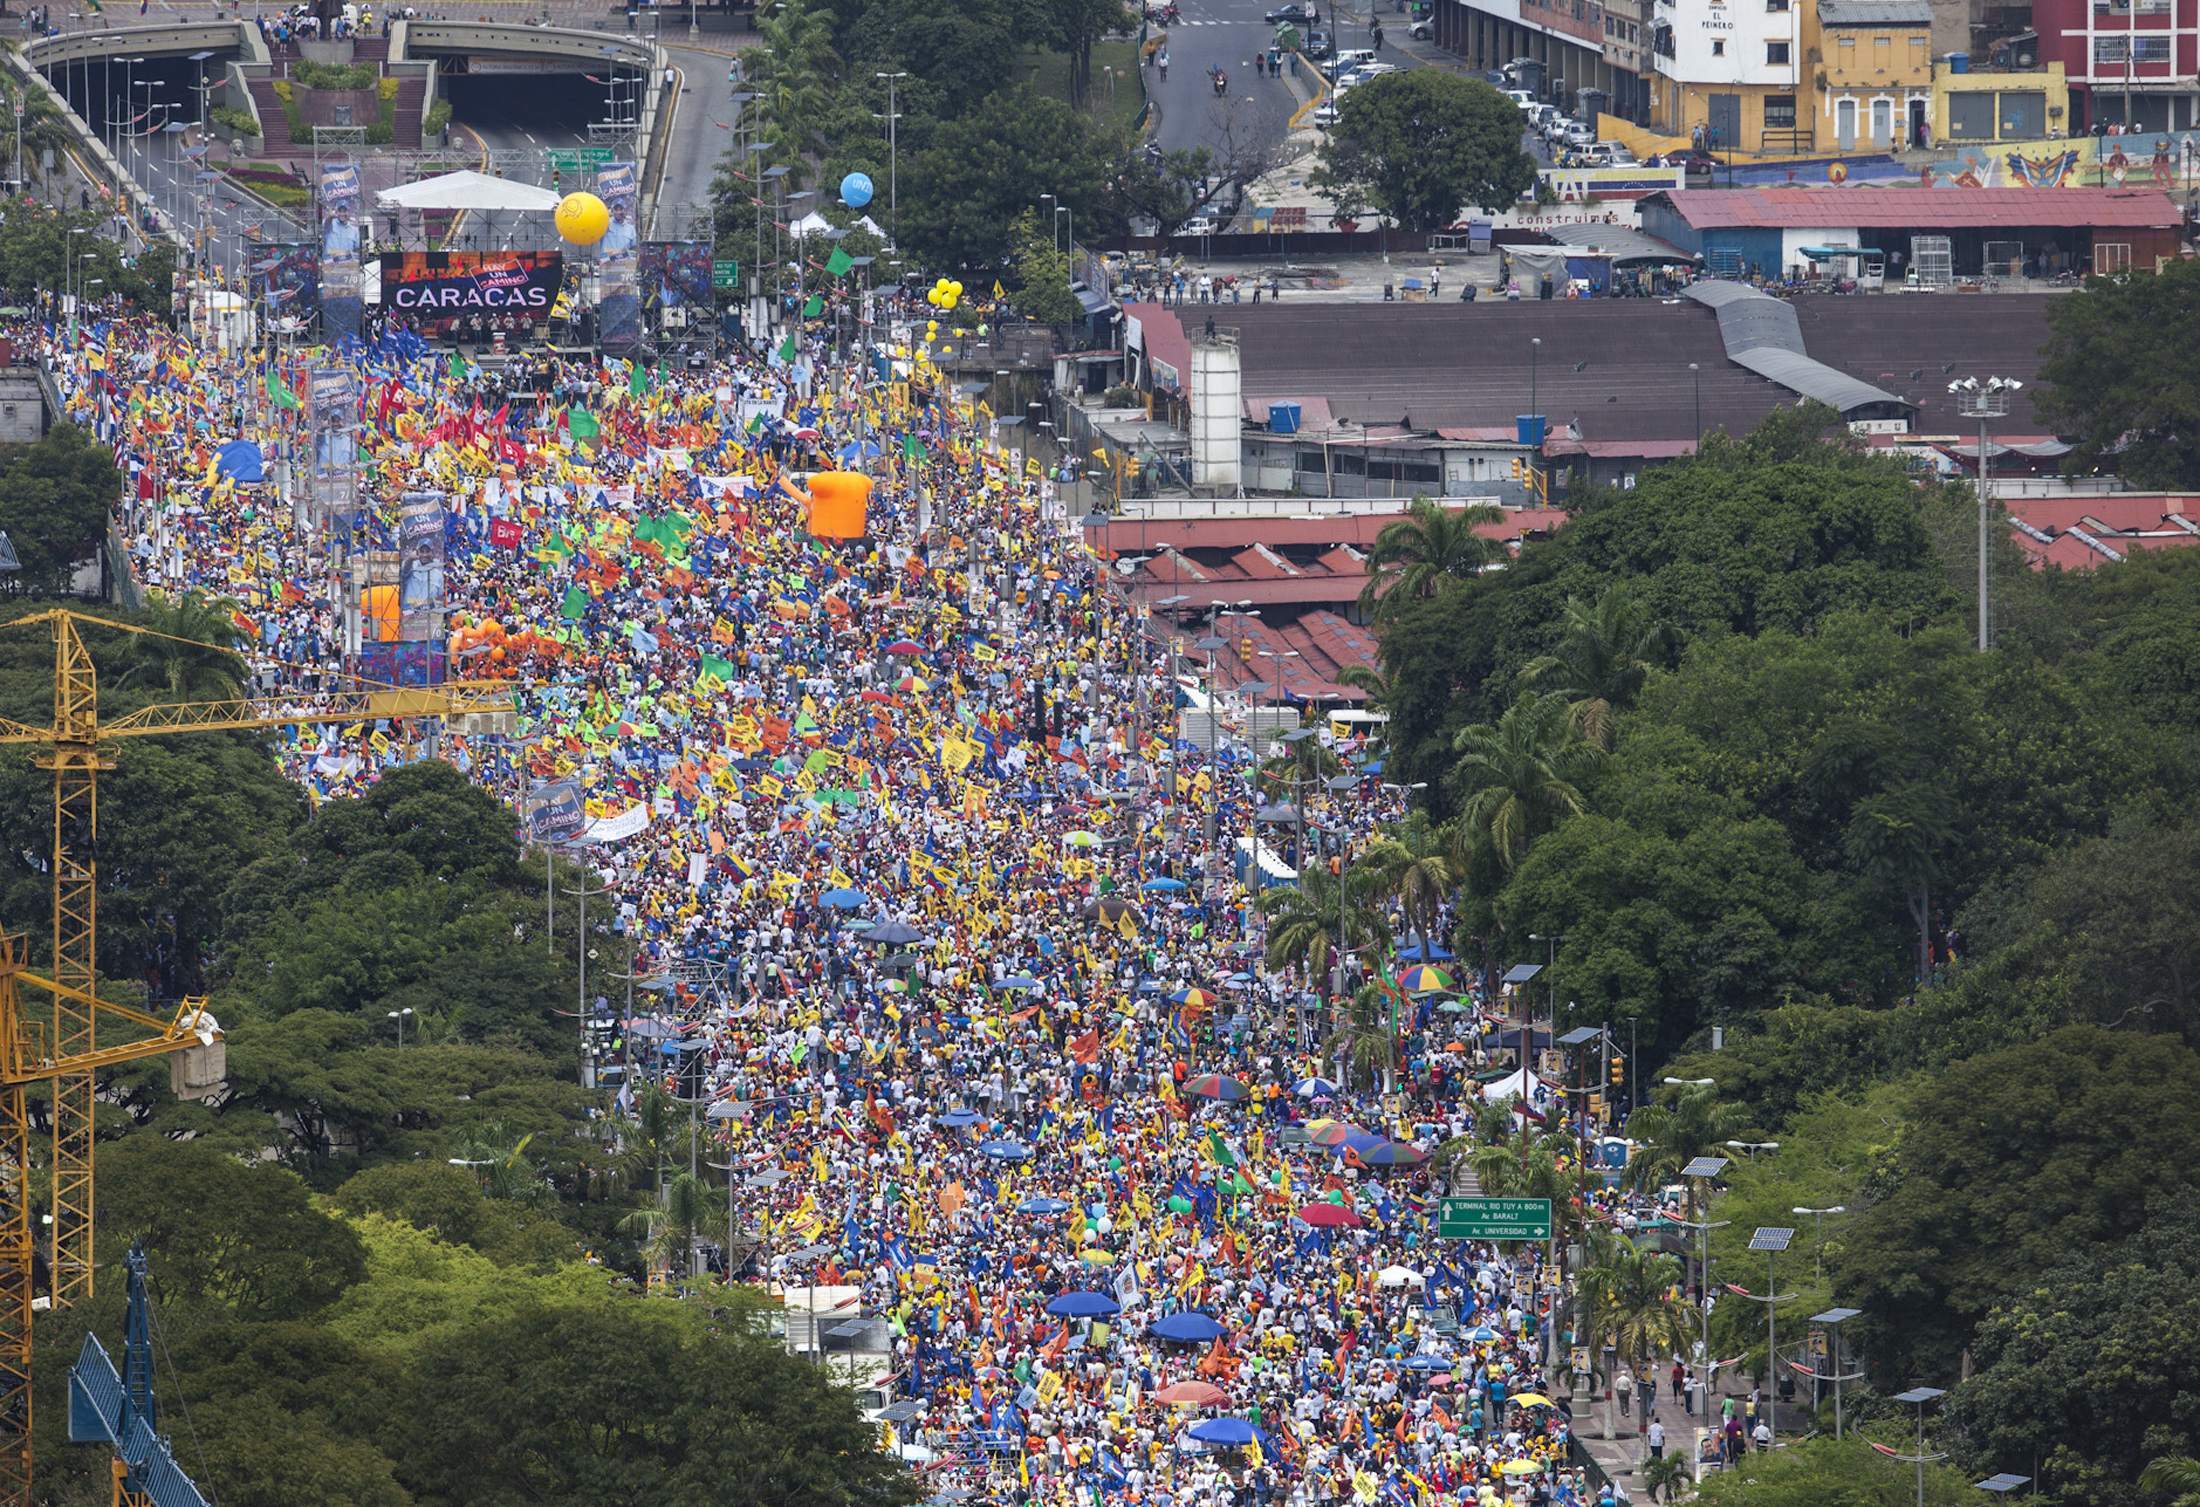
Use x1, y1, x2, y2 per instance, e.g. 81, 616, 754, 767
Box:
375, 170, 561, 212
1478, 1067, 1546, 1104
788, 210, 887, 241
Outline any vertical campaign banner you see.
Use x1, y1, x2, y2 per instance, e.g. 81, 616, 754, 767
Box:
254, 243, 323, 327
642, 242, 711, 316
318, 161, 364, 343
397, 490, 447, 648
308, 366, 361, 537
594, 161, 642, 357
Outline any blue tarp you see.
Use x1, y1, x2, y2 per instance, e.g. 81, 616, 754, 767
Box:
214, 439, 264, 483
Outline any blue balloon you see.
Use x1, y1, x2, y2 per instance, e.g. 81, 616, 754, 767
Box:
840, 171, 875, 209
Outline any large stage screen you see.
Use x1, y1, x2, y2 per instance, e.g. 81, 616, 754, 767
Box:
383, 251, 562, 315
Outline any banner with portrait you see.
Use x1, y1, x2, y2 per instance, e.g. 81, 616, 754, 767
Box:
398, 490, 446, 643
383, 251, 562, 317
594, 161, 641, 356
318, 161, 363, 343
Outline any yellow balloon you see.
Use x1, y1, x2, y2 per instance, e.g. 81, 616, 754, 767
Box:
555, 191, 611, 246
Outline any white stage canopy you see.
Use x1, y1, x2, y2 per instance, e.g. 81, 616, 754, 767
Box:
375, 170, 561, 213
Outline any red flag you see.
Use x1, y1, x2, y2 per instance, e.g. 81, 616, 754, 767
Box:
488, 518, 524, 549
1070, 1029, 1099, 1065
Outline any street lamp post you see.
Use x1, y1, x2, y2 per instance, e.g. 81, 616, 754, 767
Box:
873, 71, 906, 249
1792, 1203, 1848, 1276
1950, 376, 2021, 651
1689, 361, 1701, 445
386, 1007, 414, 1047
1806, 1306, 1865, 1439
1891, 1387, 1951, 1507
1740, 1225, 1795, 1448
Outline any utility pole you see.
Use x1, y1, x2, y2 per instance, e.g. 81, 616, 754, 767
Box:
1738, 1226, 1795, 1447
1668, 1152, 1729, 1443
1803, 1307, 1865, 1439
874, 72, 905, 249
564, 865, 614, 1090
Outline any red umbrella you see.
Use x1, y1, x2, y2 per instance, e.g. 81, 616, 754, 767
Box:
1296, 1202, 1363, 1229
1155, 1380, 1229, 1406
1184, 1073, 1250, 1103
1306, 1120, 1365, 1148
883, 638, 926, 656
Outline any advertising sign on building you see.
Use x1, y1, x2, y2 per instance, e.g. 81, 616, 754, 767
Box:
383, 251, 564, 315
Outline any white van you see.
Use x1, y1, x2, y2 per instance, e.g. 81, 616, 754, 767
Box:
1329, 47, 1379, 76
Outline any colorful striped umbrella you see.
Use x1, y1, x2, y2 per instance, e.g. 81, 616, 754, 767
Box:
1396, 964, 1458, 995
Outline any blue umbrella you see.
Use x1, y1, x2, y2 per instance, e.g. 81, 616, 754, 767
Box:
979, 1139, 1033, 1161
1141, 877, 1189, 893
822, 887, 868, 910
1293, 1077, 1342, 1099
1151, 1311, 1227, 1344
1187, 1418, 1267, 1448
1466, 1325, 1500, 1342
1019, 1196, 1071, 1215
1334, 1130, 1390, 1156
937, 1107, 983, 1128
1404, 1354, 1456, 1371
1398, 941, 1455, 962
1351, 1140, 1429, 1167
1046, 1290, 1122, 1319
994, 975, 1042, 991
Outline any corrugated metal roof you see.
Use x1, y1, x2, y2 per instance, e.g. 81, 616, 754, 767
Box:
1685, 282, 1910, 415
1729, 347, 1906, 412
1652, 187, 2182, 230
1817, 0, 1930, 24
1539, 222, 1697, 263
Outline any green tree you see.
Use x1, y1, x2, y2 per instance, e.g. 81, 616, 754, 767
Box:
2036, 255, 2200, 488
116, 588, 248, 700
398, 1298, 920, 1507
332, 1160, 575, 1268
898, 89, 1112, 269
1257, 862, 1391, 990
1359, 496, 1504, 621
1357, 809, 1454, 966
1834, 1026, 2200, 1381
1005, 209, 1082, 325
1949, 1210, 2200, 1507
1577, 1232, 1690, 1439
1622, 1083, 1748, 1193
0, 422, 118, 594
1691, 1438, 1979, 1507
1310, 70, 1535, 231
1043, 0, 1135, 106
1518, 585, 1674, 748
1448, 691, 1598, 871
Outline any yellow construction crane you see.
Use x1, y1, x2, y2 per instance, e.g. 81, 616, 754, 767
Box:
0, 606, 514, 1506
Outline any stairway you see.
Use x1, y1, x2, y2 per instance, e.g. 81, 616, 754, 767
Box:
246, 78, 295, 155
392, 75, 425, 149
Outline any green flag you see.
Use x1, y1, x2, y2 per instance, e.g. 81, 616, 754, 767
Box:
902, 433, 925, 464
447, 348, 466, 379
567, 409, 600, 442
802, 293, 824, 319
697, 652, 736, 685
629, 361, 649, 398
777, 332, 799, 362
265, 370, 301, 410
824, 245, 856, 278
560, 584, 588, 619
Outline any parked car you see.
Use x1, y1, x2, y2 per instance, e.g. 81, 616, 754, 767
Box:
1265, 1, 1321, 20
1408, 16, 1433, 35
1561, 119, 1596, 150
1328, 46, 1379, 75
1182, 216, 1217, 237
1303, 26, 1333, 56
1538, 110, 1572, 142
1504, 88, 1535, 110
1312, 100, 1343, 128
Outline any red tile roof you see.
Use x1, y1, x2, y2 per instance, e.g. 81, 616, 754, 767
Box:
1654, 187, 2182, 231
2005, 492, 2200, 570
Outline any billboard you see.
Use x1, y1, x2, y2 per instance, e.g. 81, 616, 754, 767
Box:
383, 251, 564, 316
318, 160, 363, 343
398, 490, 446, 643
252, 243, 321, 326
595, 161, 642, 356
520, 777, 588, 844
642, 241, 712, 313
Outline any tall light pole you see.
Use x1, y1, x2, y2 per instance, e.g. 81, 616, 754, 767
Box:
386, 1006, 414, 1047
1805, 1306, 1864, 1439
1741, 1225, 1794, 1448
873, 71, 905, 249
1951, 375, 2020, 651
1689, 361, 1701, 445
1891, 1386, 1951, 1507
1791, 1203, 1847, 1276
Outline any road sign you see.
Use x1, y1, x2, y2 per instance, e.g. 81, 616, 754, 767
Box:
548, 146, 614, 174
1437, 1197, 1552, 1241
711, 259, 741, 289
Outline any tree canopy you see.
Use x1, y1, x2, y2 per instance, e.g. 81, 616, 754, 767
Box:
1311, 70, 1536, 231
2037, 255, 2200, 488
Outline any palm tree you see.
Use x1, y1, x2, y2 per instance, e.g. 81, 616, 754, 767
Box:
1338, 980, 1400, 1092
1623, 1086, 1749, 1194
1449, 692, 1601, 871
118, 590, 248, 701
619, 1171, 714, 1288
2141, 1456, 2200, 1500
1640, 1451, 1691, 1503
1579, 1234, 1692, 1441
1335, 662, 1392, 714
1845, 781, 1954, 984
446, 1125, 554, 1209
1359, 496, 1505, 621
1359, 809, 1454, 968
1258, 864, 1391, 993
1519, 586, 1675, 749
617, 1080, 683, 1199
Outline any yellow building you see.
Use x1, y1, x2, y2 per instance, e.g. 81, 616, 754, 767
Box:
1807, 0, 1934, 150
1930, 62, 2071, 144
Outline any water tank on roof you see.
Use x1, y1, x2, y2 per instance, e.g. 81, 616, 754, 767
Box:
1945, 50, 1969, 72
1269, 403, 1302, 435
1516, 414, 1547, 447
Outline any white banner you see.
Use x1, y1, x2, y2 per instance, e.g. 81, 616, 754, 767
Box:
584, 803, 652, 845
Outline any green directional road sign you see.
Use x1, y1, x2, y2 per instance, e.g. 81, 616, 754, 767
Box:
711, 259, 741, 290
548, 146, 614, 174
1438, 1197, 1553, 1241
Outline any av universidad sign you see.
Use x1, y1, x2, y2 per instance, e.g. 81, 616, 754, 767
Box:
384, 251, 563, 314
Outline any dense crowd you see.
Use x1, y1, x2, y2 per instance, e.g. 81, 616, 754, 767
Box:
41, 303, 1633, 1507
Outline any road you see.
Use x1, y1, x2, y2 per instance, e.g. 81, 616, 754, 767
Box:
653, 40, 746, 240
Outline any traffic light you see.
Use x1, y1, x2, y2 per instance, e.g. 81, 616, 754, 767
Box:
1509, 456, 1525, 480
1610, 1054, 1626, 1089
1587, 1091, 1606, 1123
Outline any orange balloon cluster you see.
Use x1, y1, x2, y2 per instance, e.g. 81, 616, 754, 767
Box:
446, 613, 568, 677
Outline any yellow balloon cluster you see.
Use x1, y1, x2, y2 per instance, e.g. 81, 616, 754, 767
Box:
926, 276, 964, 312
554, 191, 611, 247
